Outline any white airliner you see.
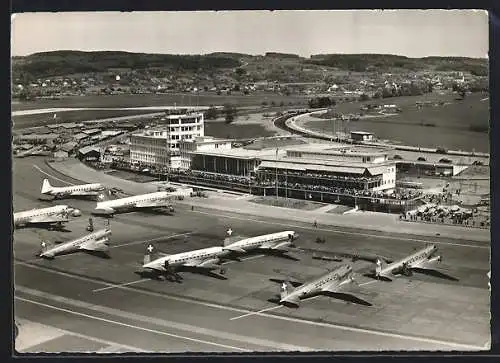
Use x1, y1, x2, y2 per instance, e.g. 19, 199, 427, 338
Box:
14, 205, 82, 229
277, 264, 371, 307
140, 243, 230, 281
38, 228, 112, 259
41, 179, 105, 199
16, 147, 51, 158
374, 244, 444, 281
93, 191, 180, 216
222, 229, 298, 254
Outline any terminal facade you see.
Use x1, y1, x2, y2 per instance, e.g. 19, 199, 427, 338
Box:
129, 111, 205, 169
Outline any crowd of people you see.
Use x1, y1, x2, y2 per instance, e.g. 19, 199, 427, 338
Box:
178, 170, 253, 186
109, 160, 425, 202
401, 191, 489, 228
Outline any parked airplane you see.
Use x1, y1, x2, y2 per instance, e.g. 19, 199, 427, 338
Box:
222, 229, 299, 254
140, 243, 230, 281
93, 191, 177, 216
14, 205, 81, 229
15, 147, 51, 158
41, 178, 105, 199
373, 244, 455, 281
273, 264, 371, 307
38, 228, 112, 259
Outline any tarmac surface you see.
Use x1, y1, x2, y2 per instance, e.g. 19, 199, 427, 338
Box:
13, 157, 491, 353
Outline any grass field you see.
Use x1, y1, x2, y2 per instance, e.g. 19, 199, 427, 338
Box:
304, 92, 490, 152
204, 121, 276, 139
12, 109, 164, 129
250, 196, 325, 210
11, 92, 310, 112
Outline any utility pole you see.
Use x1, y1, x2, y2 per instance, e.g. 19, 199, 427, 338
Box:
275, 146, 279, 200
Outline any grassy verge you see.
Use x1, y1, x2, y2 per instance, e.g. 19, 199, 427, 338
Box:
250, 196, 325, 210
12, 92, 310, 111
12, 109, 163, 129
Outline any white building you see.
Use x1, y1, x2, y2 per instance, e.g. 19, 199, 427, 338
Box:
179, 136, 233, 170
129, 112, 205, 170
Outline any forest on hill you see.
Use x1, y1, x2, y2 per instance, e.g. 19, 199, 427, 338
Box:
11, 50, 489, 82
306, 53, 488, 75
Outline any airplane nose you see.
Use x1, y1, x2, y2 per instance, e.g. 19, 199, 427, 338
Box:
71, 209, 82, 217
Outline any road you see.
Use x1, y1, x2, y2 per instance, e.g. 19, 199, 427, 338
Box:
13, 156, 491, 353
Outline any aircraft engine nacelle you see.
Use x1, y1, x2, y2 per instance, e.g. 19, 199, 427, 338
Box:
428, 255, 442, 264
71, 209, 82, 217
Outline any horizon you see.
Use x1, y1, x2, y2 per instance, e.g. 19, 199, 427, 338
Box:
12, 49, 489, 60
11, 10, 488, 58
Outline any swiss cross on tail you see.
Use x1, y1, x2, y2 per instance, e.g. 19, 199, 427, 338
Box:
143, 244, 157, 265
226, 228, 233, 236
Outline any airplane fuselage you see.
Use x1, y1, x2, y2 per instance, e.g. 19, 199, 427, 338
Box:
13, 205, 77, 228
224, 231, 297, 252
281, 265, 353, 302
378, 245, 438, 276
143, 246, 230, 271
47, 184, 104, 197
95, 192, 173, 214
40, 229, 111, 258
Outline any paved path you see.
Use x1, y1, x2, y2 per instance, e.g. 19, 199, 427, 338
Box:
45, 159, 490, 242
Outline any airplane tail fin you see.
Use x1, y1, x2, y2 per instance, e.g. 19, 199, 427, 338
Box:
143, 244, 158, 265
96, 191, 112, 202
41, 179, 52, 194
375, 256, 388, 275
280, 281, 295, 300
40, 240, 49, 253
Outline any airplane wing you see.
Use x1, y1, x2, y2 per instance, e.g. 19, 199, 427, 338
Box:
135, 199, 172, 208
78, 238, 110, 252
223, 245, 247, 253
262, 241, 292, 251
70, 191, 101, 197
280, 294, 301, 306
185, 258, 220, 270
305, 248, 394, 264
29, 214, 70, 224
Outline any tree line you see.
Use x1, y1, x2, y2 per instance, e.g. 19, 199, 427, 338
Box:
12, 51, 241, 80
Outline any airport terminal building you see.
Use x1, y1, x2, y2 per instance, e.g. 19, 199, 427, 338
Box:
129, 111, 204, 170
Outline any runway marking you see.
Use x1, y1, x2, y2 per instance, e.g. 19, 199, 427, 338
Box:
358, 280, 378, 287
110, 232, 193, 249
15, 318, 145, 353
17, 286, 313, 351
16, 262, 486, 350
32, 165, 74, 186
92, 279, 149, 293
16, 297, 251, 352
193, 210, 489, 249
230, 305, 283, 321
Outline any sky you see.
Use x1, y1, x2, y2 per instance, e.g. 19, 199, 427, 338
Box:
11, 10, 489, 58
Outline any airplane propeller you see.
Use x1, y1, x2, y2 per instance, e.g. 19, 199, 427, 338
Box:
401, 263, 413, 277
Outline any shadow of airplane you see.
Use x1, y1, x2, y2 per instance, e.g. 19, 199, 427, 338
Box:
134, 270, 183, 283
266, 296, 300, 309
411, 267, 460, 281
265, 250, 301, 261
362, 272, 393, 282
17, 224, 72, 233
36, 249, 111, 260
135, 266, 228, 282
137, 208, 175, 216
321, 291, 373, 306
